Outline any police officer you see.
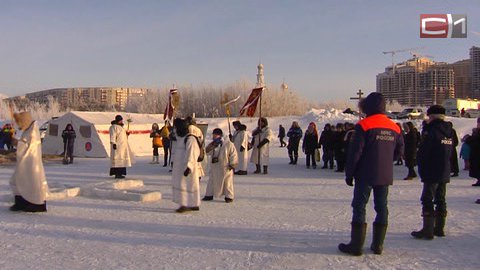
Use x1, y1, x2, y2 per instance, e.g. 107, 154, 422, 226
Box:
339, 92, 404, 256
412, 105, 453, 240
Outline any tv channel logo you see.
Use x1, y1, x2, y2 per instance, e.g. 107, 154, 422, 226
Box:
420, 14, 467, 38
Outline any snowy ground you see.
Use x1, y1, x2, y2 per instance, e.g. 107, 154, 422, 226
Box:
0, 113, 479, 269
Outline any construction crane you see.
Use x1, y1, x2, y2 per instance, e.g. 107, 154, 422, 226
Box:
409, 51, 434, 60
382, 47, 425, 74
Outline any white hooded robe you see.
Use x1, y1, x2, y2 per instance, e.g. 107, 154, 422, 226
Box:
10, 121, 48, 204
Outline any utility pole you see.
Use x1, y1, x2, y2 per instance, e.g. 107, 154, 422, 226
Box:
350, 89, 364, 120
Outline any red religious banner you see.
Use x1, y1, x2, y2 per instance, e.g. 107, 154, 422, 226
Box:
239, 87, 264, 117
164, 88, 179, 120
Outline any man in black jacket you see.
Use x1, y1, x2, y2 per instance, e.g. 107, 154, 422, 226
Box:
412, 105, 453, 240
339, 93, 404, 256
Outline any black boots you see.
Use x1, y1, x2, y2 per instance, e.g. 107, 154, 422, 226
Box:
434, 211, 447, 237
293, 155, 298, 165
288, 155, 294, 164
10, 196, 47, 212
254, 164, 261, 174
10, 195, 27, 211
338, 222, 367, 256
263, 166, 268, 174
370, 223, 388, 255
411, 213, 434, 240
202, 196, 213, 201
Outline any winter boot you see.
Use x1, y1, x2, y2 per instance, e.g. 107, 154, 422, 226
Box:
322, 162, 328, 169
263, 166, 268, 174
434, 211, 447, 237
10, 195, 27, 211
202, 196, 213, 201
163, 155, 168, 167
150, 156, 156, 164
23, 201, 47, 212
293, 155, 298, 165
370, 223, 388, 255
411, 213, 434, 240
254, 164, 261, 174
288, 155, 294, 165
338, 222, 367, 256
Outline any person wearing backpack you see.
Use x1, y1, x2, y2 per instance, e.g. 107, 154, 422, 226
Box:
250, 117, 273, 174
202, 128, 238, 203
171, 118, 202, 213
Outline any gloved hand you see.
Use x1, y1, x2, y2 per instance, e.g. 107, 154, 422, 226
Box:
229, 134, 233, 142
257, 139, 269, 149
112, 144, 117, 150
345, 177, 354, 186
240, 146, 245, 152
183, 168, 191, 176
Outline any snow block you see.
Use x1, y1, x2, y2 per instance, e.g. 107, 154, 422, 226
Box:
111, 179, 144, 190
47, 183, 80, 200
80, 179, 161, 202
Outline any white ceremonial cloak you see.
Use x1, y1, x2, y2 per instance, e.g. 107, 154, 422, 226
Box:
233, 130, 249, 171
250, 126, 273, 166
109, 124, 132, 168
10, 121, 48, 204
172, 135, 201, 207
205, 140, 238, 198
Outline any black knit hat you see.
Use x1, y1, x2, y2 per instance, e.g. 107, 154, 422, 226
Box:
360, 92, 386, 116
427, 105, 446, 116
213, 128, 223, 136
115, 115, 123, 122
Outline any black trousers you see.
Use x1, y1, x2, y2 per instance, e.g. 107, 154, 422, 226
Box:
420, 182, 447, 214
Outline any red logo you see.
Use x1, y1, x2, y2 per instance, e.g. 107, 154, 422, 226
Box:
85, 142, 92, 152
420, 14, 467, 38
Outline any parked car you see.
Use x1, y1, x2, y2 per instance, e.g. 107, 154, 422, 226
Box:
397, 108, 425, 120
386, 111, 400, 119
464, 109, 480, 118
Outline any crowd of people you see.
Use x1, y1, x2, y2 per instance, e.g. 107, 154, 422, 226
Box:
6, 92, 480, 256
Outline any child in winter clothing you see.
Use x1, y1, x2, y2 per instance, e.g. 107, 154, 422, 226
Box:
150, 123, 162, 164
459, 134, 471, 170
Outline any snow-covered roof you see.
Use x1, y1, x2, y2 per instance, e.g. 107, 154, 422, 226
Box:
64, 111, 164, 125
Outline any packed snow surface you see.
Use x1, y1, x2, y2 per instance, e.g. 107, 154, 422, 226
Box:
0, 110, 479, 269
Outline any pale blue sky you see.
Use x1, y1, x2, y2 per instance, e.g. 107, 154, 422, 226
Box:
0, 0, 478, 101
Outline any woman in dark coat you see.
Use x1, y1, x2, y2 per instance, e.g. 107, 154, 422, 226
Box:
61, 124, 76, 164
302, 122, 319, 169
403, 122, 418, 180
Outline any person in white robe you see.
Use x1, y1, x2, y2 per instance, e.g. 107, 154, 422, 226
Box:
171, 118, 202, 213
250, 117, 274, 174
109, 115, 132, 179
232, 121, 249, 175
10, 111, 48, 212
202, 128, 238, 203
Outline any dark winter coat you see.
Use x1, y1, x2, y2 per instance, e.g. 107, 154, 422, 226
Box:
302, 131, 318, 154
404, 129, 418, 167
278, 126, 286, 138
346, 114, 404, 186
467, 132, 480, 179
450, 128, 459, 174
417, 119, 454, 184
319, 129, 335, 151
61, 129, 76, 148
334, 130, 346, 161
287, 127, 302, 149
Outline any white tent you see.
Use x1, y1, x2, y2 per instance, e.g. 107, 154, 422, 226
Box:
42, 111, 164, 158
